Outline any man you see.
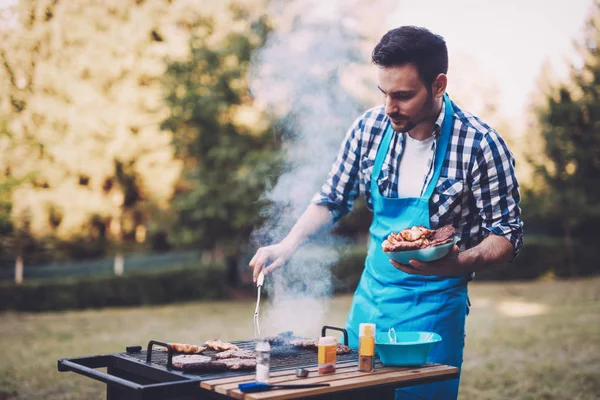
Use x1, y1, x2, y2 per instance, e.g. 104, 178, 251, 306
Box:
249, 26, 523, 399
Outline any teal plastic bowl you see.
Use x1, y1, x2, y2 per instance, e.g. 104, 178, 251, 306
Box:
384, 236, 458, 265
375, 331, 442, 366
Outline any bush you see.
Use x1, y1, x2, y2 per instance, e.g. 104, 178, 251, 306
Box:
0, 263, 227, 312
477, 236, 599, 280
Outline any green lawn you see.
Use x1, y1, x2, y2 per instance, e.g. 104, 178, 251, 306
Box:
0, 277, 599, 399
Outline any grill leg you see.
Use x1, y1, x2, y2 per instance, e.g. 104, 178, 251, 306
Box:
106, 365, 144, 400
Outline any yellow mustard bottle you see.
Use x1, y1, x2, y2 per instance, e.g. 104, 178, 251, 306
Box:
358, 323, 375, 372
318, 336, 337, 374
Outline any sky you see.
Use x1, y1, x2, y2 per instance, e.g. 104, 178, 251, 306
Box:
387, 0, 594, 124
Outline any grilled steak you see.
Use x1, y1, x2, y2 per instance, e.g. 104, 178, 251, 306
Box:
429, 225, 455, 242
427, 237, 454, 247
171, 355, 227, 371
221, 357, 257, 370
204, 339, 239, 352
214, 349, 255, 360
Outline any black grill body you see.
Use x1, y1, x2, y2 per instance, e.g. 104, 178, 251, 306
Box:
58, 327, 363, 400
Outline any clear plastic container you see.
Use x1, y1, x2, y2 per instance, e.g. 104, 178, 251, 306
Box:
318, 336, 337, 374
358, 323, 376, 372
255, 340, 270, 382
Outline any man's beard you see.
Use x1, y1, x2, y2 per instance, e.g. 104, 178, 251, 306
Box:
388, 92, 435, 132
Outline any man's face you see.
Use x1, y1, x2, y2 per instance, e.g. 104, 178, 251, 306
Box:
377, 64, 434, 132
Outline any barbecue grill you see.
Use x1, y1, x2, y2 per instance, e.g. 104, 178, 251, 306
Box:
58, 326, 365, 400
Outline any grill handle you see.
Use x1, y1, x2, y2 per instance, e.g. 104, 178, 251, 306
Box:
58, 359, 144, 390
146, 340, 174, 369
321, 325, 348, 346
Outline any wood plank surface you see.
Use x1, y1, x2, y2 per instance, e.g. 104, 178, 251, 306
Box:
200, 362, 361, 390
206, 363, 457, 400
215, 363, 373, 398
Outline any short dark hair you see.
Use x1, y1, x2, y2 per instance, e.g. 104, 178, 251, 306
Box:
372, 26, 448, 88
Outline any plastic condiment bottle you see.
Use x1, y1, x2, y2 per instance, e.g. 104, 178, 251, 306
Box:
358, 323, 376, 372
255, 340, 270, 382
317, 336, 337, 374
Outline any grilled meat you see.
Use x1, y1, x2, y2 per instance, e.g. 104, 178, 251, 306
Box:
400, 226, 433, 242
382, 238, 426, 251
290, 339, 352, 354
383, 225, 455, 252
221, 357, 257, 370
289, 339, 317, 349
429, 225, 455, 242
336, 344, 352, 354
171, 354, 224, 371
170, 343, 207, 354
204, 339, 239, 352
214, 349, 255, 360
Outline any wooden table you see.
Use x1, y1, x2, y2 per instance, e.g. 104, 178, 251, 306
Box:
200, 361, 458, 399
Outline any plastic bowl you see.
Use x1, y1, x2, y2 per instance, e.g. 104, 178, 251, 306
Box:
384, 236, 458, 265
375, 331, 442, 366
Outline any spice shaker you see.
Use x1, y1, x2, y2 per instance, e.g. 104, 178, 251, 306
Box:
358, 323, 375, 372
255, 340, 270, 382
317, 336, 337, 374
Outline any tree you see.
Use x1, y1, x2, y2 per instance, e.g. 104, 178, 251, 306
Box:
529, 0, 600, 273
161, 5, 281, 284
0, 0, 234, 263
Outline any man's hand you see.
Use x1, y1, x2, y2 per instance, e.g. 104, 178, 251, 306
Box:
389, 245, 466, 276
249, 241, 296, 282
389, 234, 515, 276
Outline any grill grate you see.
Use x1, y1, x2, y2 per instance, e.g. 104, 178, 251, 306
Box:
123, 339, 358, 380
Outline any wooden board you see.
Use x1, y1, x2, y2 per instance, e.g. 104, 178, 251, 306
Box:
201, 363, 458, 400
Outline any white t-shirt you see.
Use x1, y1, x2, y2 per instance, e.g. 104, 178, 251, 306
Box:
397, 133, 435, 198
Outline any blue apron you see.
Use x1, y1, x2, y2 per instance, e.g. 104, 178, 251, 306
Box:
345, 94, 469, 400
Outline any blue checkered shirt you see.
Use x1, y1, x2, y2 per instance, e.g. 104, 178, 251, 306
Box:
312, 96, 523, 258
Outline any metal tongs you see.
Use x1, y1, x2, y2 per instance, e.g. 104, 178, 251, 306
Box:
254, 271, 265, 339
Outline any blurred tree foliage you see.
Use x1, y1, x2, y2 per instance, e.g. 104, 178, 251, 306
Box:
0, 0, 273, 266
526, 0, 600, 272
161, 7, 282, 282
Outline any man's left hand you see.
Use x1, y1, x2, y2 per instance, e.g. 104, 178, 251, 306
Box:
389, 245, 466, 276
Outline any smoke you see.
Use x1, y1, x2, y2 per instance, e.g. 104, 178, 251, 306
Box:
248, 0, 380, 337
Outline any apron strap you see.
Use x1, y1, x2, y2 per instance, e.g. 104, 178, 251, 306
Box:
371, 93, 454, 200
370, 122, 395, 194
421, 93, 454, 200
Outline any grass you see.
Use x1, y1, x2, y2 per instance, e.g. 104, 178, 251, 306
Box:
0, 277, 599, 399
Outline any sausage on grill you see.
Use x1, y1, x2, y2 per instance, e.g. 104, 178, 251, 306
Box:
204, 339, 239, 352
170, 343, 207, 354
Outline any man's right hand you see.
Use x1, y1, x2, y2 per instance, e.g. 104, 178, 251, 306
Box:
249, 241, 296, 283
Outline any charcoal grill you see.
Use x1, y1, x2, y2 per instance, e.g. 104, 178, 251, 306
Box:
58, 326, 361, 400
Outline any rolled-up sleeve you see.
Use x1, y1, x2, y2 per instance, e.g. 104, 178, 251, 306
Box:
311, 117, 363, 222
469, 131, 523, 260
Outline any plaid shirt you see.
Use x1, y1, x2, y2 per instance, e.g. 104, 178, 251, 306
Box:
313, 96, 523, 258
